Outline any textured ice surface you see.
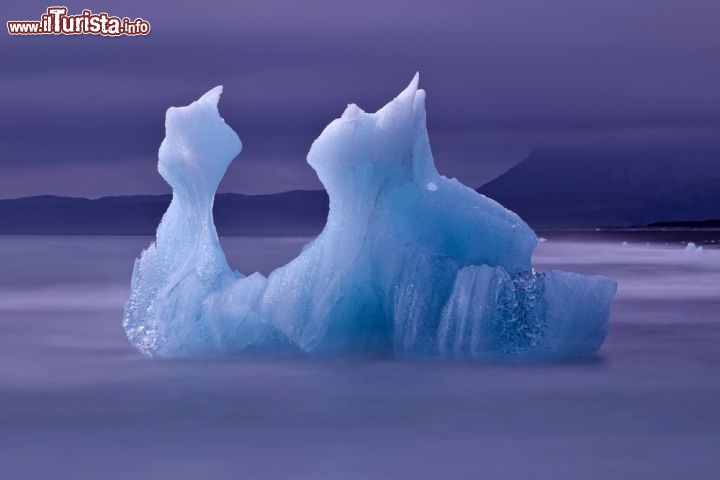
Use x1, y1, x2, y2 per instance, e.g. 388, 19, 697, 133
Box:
123, 76, 617, 359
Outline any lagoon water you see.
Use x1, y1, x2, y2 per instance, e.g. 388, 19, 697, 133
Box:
0, 233, 718, 479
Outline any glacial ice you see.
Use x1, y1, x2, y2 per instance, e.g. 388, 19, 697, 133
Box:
123, 76, 617, 359
685, 242, 703, 253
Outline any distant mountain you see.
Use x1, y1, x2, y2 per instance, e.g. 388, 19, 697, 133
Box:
5, 146, 720, 235
0, 191, 328, 236
478, 146, 720, 228
646, 219, 720, 229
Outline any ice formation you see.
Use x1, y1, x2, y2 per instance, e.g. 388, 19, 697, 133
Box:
685, 242, 703, 253
123, 76, 617, 360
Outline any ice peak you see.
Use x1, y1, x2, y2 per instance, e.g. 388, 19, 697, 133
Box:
377, 72, 421, 117
198, 85, 223, 107
158, 86, 241, 196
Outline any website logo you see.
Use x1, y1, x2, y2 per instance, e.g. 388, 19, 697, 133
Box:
8, 7, 151, 36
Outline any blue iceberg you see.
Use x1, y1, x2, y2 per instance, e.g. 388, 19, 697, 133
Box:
123, 75, 616, 359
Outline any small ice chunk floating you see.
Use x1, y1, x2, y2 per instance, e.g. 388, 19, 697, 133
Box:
123, 75, 616, 360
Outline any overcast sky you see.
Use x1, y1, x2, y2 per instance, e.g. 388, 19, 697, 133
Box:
1, 0, 719, 198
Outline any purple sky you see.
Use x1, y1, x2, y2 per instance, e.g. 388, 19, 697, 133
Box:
2, 0, 719, 198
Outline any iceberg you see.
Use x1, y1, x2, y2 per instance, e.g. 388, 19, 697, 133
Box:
123, 75, 617, 360
685, 242, 703, 253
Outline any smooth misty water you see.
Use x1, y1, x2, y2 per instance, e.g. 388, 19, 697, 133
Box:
0, 234, 719, 479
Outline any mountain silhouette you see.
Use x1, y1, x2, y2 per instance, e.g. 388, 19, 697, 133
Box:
0, 191, 328, 236
479, 146, 720, 228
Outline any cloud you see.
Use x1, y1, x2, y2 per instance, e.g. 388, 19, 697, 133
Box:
2, 0, 720, 197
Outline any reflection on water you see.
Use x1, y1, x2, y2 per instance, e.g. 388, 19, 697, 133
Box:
0, 234, 718, 479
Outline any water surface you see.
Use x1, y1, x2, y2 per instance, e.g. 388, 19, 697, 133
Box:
0, 234, 718, 479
